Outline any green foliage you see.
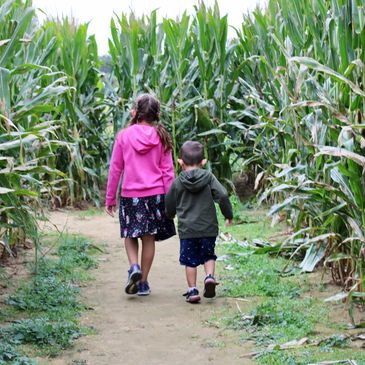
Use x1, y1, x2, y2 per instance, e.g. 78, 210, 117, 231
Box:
0, 1, 110, 255
0, 342, 36, 365
244, 297, 323, 343
217, 206, 365, 365
231, 0, 365, 298
218, 199, 286, 241
218, 244, 303, 298
258, 348, 365, 365
0, 234, 99, 361
6, 275, 81, 314
0, 318, 83, 353
57, 235, 99, 271
107, 3, 244, 177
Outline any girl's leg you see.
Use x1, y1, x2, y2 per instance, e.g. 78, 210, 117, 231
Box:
140, 234, 155, 282
124, 237, 139, 266
185, 266, 198, 288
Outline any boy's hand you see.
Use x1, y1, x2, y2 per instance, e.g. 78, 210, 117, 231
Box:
105, 205, 116, 217
225, 219, 233, 227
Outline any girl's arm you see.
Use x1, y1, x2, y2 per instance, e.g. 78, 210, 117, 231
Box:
105, 132, 124, 207
160, 148, 174, 193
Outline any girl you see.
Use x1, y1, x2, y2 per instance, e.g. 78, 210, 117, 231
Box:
105, 93, 176, 296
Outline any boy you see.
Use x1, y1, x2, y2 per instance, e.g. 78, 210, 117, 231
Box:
165, 141, 233, 303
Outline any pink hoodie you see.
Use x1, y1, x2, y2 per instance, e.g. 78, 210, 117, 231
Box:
105, 124, 174, 206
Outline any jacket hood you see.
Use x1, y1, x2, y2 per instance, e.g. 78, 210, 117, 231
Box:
178, 169, 211, 193
126, 124, 160, 154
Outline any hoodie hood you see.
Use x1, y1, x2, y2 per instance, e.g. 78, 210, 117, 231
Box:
126, 124, 160, 154
178, 169, 211, 193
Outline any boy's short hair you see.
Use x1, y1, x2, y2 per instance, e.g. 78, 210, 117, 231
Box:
180, 141, 204, 166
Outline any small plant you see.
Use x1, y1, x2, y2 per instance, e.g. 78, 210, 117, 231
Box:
6, 274, 81, 314
1, 234, 99, 360
0, 318, 83, 355
218, 243, 302, 298
0, 343, 36, 365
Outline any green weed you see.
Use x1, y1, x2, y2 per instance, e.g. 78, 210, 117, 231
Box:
0, 234, 99, 362
231, 297, 326, 345
218, 198, 286, 241
216, 207, 365, 365
0, 342, 36, 365
218, 244, 304, 298
257, 348, 365, 365
6, 274, 81, 315
0, 318, 83, 356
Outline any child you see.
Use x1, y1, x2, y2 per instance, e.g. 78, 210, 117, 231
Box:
165, 141, 233, 303
105, 93, 176, 296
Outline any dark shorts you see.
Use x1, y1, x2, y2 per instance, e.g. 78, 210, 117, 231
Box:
119, 194, 176, 241
179, 237, 217, 268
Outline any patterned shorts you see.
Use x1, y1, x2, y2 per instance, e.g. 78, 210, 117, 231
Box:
119, 194, 176, 241
179, 237, 217, 267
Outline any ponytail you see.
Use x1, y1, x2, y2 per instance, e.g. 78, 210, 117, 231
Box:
155, 122, 173, 151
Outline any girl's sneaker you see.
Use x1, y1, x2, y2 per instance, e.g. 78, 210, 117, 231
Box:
125, 264, 142, 294
203, 274, 218, 298
137, 281, 151, 296
183, 288, 201, 303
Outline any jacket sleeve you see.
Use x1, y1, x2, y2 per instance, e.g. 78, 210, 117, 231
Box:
105, 132, 124, 206
160, 148, 175, 193
210, 175, 233, 220
165, 181, 177, 219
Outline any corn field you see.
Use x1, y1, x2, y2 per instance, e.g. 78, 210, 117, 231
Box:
1, 0, 365, 304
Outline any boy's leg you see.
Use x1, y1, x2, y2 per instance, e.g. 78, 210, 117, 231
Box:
203, 259, 215, 277
180, 238, 201, 303
184, 265, 200, 303
200, 237, 218, 298
185, 266, 198, 288
140, 234, 155, 282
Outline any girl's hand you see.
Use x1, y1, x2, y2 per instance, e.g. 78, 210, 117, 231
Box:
225, 219, 233, 227
105, 205, 116, 217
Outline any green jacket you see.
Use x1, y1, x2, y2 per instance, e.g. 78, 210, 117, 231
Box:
165, 169, 233, 239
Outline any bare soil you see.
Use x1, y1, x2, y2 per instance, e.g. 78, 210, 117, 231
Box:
39, 210, 253, 365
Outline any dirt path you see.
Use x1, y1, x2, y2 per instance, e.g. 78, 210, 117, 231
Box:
41, 211, 253, 365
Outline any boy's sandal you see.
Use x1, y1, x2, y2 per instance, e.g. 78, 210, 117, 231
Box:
203, 275, 219, 298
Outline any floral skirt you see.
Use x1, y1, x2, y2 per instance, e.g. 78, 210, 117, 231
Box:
119, 194, 176, 241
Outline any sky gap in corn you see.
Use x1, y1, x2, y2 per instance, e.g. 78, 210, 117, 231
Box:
33, 0, 267, 55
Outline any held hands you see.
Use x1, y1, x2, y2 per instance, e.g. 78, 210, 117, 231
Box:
105, 205, 116, 217
225, 219, 233, 227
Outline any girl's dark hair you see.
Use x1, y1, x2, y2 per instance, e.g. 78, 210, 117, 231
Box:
130, 93, 173, 151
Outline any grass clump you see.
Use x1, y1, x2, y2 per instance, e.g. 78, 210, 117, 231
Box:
257, 348, 365, 365
226, 297, 326, 345
0, 342, 36, 365
218, 243, 304, 298
6, 274, 81, 315
0, 234, 99, 362
216, 205, 365, 365
0, 318, 83, 356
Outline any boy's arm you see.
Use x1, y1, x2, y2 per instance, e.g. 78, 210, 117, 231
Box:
210, 175, 233, 220
160, 148, 175, 193
105, 132, 124, 207
165, 181, 177, 219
